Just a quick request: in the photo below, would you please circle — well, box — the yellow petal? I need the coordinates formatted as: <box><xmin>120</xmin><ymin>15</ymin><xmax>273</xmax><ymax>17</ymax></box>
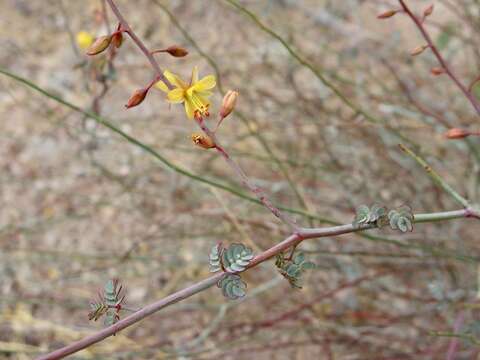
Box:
<box><xmin>167</xmin><ymin>88</ymin><xmax>185</xmax><ymax>103</ymax></box>
<box><xmin>193</xmin><ymin>75</ymin><xmax>216</xmax><ymax>92</ymax></box>
<box><xmin>154</xmin><ymin>80</ymin><xmax>169</xmax><ymax>93</ymax></box>
<box><xmin>193</xmin><ymin>93</ymin><xmax>210</xmax><ymax>108</ymax></box>
<box><xmin>184</xmin><ymin>99</ymin><xmax>195</xmax><ymax>119</ymax></box>
<box><xmin>164</xmin><ymin>70</ymin><xmax>187</xmax><ymax>89</ymax></box>
<box><xmin>196</xmin><ymin>90</ymin><xmax>213</xmax><ymax>98</ymax></box>
<box><xmin>191</xmin><ymin>66</ymin><xmax>199</xmax><ymax>85</ymax></box>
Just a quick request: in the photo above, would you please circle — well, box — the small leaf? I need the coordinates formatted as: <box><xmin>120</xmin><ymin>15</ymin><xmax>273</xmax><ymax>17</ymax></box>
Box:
<box><xmin>209</xmin><ymin>244</ymin><xmax>223</xmax><ymax>273</ymax></box>
<box><xmin>286</xmin><ymin>263</ymin><xmax>301</xmax><ymax>277</ymax></box>
<box><xmin>293</xmin><ymin>252</ymin><xmax>305</xmax><ymax>265</ymax></box>
<box><xmin>388</xmin><ymin>205</ymin><xmax>414</xmax><ymax>233</ymax></box>
<box><xmin>217</xmin><ymin>274</ymin><xmax>247</xmax><ymax>300</ymax></box>
<box><xmin>353</xmin><ymin>205</ymin><xmax>370</xmax><ymax>227</ymax></box>
<box><xmin>353</xmin><ymin>204</ymin><xmax>388</xmax><ymax>228</ymax></box>
<box><xmin>221</xmin><ymin>243</ymin><xmax>254</xmax><ymax>273</ymax></box>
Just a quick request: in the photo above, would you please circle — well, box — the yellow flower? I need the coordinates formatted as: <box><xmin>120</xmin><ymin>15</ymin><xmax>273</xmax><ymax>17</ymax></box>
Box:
<box><xmin>76</xmin><ymin>31</ymin><xmax>94</xmax><ymax>51</ymax></box>
<box><xmin>155</xmin><ymin>66</ymin><xmax>216</xmax><ymax>119</ymax></box>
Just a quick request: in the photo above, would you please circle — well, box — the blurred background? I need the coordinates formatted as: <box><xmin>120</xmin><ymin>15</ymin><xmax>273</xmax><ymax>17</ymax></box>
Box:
<box><xmin>1</xmin><ymin>0</ymin><xmax>480</xmax><ymax>358</ymax></box>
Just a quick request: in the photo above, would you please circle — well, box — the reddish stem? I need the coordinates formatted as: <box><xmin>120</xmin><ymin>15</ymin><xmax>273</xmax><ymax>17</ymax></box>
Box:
<box><xmin>196</xmin><ymin>115</ymin><xmax>299</xmax><ymax>230</ymax></box>
<box><xmin>105</xmin><ymin>0</ymin><xmax>298</xmax><ymax>230</ymax></box>
<box><xmin>104</xmin><ymin>0</ymin><xmax>172</xmax><ymax>89</ymax></box>
<box><xmin>398</xmin><ymin>0</ymin><xmax>480</xmax><ymax>116</ymax></box>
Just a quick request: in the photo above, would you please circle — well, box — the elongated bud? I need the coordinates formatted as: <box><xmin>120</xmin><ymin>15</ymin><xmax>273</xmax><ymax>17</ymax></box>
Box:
<box><xmin>86</xmin><ymin>35</ymin><xmax>112</xmax><ymax>56</ymax></box>
<box><xmin>111</xmin><ymin>32</ymin><xmax>123</xmax><ymax>49</ymax></box>
<box><xmin>410</xmin><ymin>45</ymin><xmax>429</xmax><ymax>56</ymax></box>
<box><xmin>431</xmin><ymin>67</ymin><xmax>445</xmax><ymax>76</ymax></box>
<box><xmin>191</xmin><ymin>133</ymin><xmax>215</xmax><ymax>149</ymax></box>
<box><xmin>377</xmin><ymin>9</ymin><xmax>398</xmax><ymax>19</ymax></box>
<box><xmin>220</xmin><ymin>90</ymin><xmax>239</xmax><ymax>119</ymax></box>
<box><xmin>423</xmin><ymin>4</ymin><xmax>434</xmax><ymax>17</ymax></box>
<box><xmin>125</xmin><ymin>88</ymin><xmax>148</xmax><ymax>109</ymax></box>
<box><xmin>445</xmin><ymin>128</ymin><xmax>470</xmax><ymax>139</ymax></box>
<box><xmin>153</xmin><ymin>45</ymin><xmax>188</xmax><ymax>58</ymax></box>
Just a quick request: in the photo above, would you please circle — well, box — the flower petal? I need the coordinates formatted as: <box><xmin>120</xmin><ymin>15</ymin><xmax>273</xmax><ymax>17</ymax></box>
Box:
<box><xmin>154</xmin><ymin>80</ymin><xmax>169</xmax><ymax>93</ymax></box>
<box><xmin>193</xmin><ymin>75</ymin><xmax>216</xmax><ymax>92</ymax></box>
<box><xmin>196</xmin><ymin>90</ymin><xmax>213</xmax><ymax>98</ymax></box>
<box><xmin>193</xmin><ymin>93</ymin><xmax>210</xmax><ymax>108</ymax></box>
<box><xmin>191</xmin><ymin>66</ymin><xmax>199</xmax><ymax>86</ymax></box>
<box><xmin>164</xmin><ymin>70</ymin><xmax>187</xmax><ymax>89</ymax></box>
<box><xmin>184</xmin><ymin>99</ymin><xmax>195</xmax><ymax>119</ymax></box>
<box><xmin>167</xmin><ymin>88</ymin><xmax>185</xmax><ymax>103</ymax></box>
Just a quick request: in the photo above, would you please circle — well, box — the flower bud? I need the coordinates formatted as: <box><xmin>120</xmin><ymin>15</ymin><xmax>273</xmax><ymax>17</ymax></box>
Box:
<box><xmin>410</xmin><ymin>45</ymin><xmax>429</xmax><ymax>56</ymax></box>
<box><xmin>423</xmin><ymin>4</ymin><xmax>434</xmax><ymax>17</ymax></box>
<box><xmin>445</xmin><ymin>128</ymin><xmax>470</xmax><ymax>139</ymax></box>
<box><xmin>86</xmin><ymin>35</ymin><xmax>112</xmax><ymax>56</ymax></box>
<box><xmin>431</xmin><ymin>67</ymin><xmax>445</xmax><ymax>76</ymax></box>
<box><xmin>220</xmin><ymin>90</ymin><xmax>239</xmax><ymax>119</ymax></box>
<box><xmin>153</xmin><ymin>46</ymin><xmax>188</xmax><ymax>58</ymax></box>
<box><xmin>125</xmin><ymin>88</ymin><xmax>148</xmax><ymax>109</ymax></box>
<box><xmin>191</xmin><ymin>133</ymin><xmax>215</xmax><ymax>149</ymax></box>
<box><xmin>377</xmin><ymin>10</ymin><xmax>398</xmax><ymax>19</ymax></box>
<box><xmin>111</xmin><ymin>32</ymin><xmax>123</xmax><ymax>49</ymax></box>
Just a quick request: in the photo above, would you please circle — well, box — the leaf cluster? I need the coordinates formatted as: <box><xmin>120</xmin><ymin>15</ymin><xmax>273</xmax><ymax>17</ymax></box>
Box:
<box><xmin>353</xmin><ymin>204</ymin><xmax>414</xmax><ymax>233</ymax></box>
<box><xmin>209</xmin><ymin>243</ymin><xmax>254</xmax><ymax>300</ymax></box>
<box><xmin>275</xmin><ymin>251</ymin><xmax>316</xmax><ymax>289</ymax></box>
<box><xmin>209</xmin><ymin>243</ymin><xmax>254</xmax><ymax>273</ymax></box>
<box><xmin>88</xmin><ymin>279</ymin><xmax>126</xmax><ymax>327</ymax></box>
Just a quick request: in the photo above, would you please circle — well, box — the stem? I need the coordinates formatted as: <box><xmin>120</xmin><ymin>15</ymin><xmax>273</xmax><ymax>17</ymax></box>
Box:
<box><xmin>104</xmin><ymin>0</ymin><xmax>299</xmax><ymax>230</ymax></box>
<box><xmin>104</xmin><ymin>0</ymin><xmax>172</xmax><ymax>89</ymax></box>
<box><xmin>35</xmin><ymin>273</ymin><xmax>225</xmax><ymax>360</ymax></box>
<box><xmin>398</xmin><ymin>144</ymin><xmax>470</xmax><ymax>208</ymax></box>
<box><xmin>413</xmin><ymin>209</ymin><xmax>474</xmax><ymax>223</ymax></box>
<box><xmin>398</xmin><ymin>0</ymin><xmax>480</xmax><ymax>116</ymax></box>
<box><xmin>36</xmin><ymin>207</ymin><xmax>477</xmax><ymax>359</ymax></box>
<box><xmin>197</xmin><ymin>116</ymin><xmax>299</xmax><ymax>230</ymax></box>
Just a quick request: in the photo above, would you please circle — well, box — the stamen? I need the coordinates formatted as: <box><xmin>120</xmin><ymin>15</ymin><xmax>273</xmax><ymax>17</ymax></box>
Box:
<box><xmin>189</xmin><ymin>92</ymin><xmax>209</xmax><ymax>115</ymax></box>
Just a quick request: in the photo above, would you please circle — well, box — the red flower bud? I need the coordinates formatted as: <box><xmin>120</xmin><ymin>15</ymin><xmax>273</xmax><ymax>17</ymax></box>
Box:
<box><xmin>152</xmin><ymin>46</ymin><xmax>189</xmax><ymax>58</ymax></box>
<box><xmin>445</xmin><ymin>128</ymin><xmax>470</xmax><ymax>139</ymax></box>
<box><xmin>431</xmin><ymin>67</ymin><xmax>445</xmax><ymax>76</ymax></box>
<box><xmin>111</xmin><ymin>32</ymin><xmax>123</xmax><ymax>49</ymax></box>
<box><xmin>125</xmin><ymin>88</ymin><xmax>149</xmax><ymax>109</ymax></box>
<box><xmin>377</xmin><ymin>9</ymin><xmax>398</xmax><ymax>19</ymax></box>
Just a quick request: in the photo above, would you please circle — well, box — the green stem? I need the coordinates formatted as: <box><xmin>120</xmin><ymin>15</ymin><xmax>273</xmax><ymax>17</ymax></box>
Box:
<box><xmin>414</xmin><ymin>210</ymin><xmax>472</xmax><ymax>223</ymax></box>
<box><xmin>399</xmin><ymin>144</ymin><xmax>470</xmax><ymax>208</ymax></box>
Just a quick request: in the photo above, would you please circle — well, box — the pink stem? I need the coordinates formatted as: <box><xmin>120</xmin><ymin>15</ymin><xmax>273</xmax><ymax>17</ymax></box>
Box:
<box><xmin>398</xmin><ymin>0</ymin><xmax>480</xmax><ymax>116</ymax></box>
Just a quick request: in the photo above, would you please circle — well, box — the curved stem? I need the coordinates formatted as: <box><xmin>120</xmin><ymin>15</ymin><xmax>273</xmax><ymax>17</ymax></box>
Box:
<box><xmin>104</xmin><ymin>0</ymin><xmax>300</xmax><ymax>229</ymax></box>
<box><xmin>36</xmin><ymin>207</ymin><xmax>477</xmax><ymax>359</ymax></box>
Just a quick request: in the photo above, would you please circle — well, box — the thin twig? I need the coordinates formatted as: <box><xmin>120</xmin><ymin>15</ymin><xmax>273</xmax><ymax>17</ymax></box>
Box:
<box><xmin>36</xmin><ymin>208</ymin><xmax>477</xmax><ymax>359</ymax></box>
<box><xmin>398</xmin><ymin>0</ymin><xmax>480</xmax><ymax>116</ymax></box>
<box><xmin>104</xmin><ymin>0</ymin><xmax>300</xmax><ymax>230</ymax></box>
<box><xmin>197</xmin><ymin>116</ymin><xmax>299</xmax><ymax>230</ymax></box>
<box><xmin>398</xmin><ymin>144</ymin><xmax>471</xmax><ymax>208</ymax></box>
<box><xmin>104</xmin><ymin>0</ymin><xmax>170</xmax><ymax>87</ymax></box>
